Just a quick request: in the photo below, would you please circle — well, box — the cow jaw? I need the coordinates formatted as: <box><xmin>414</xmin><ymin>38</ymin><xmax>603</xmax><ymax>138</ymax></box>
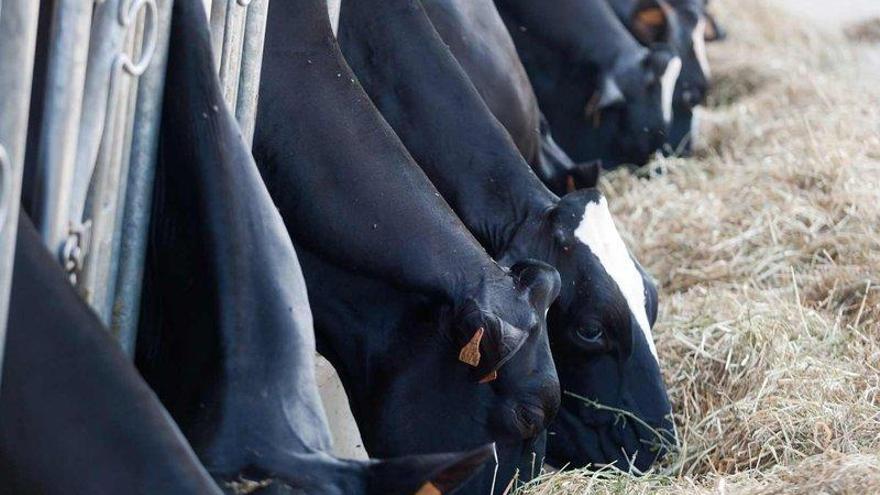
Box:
<box><xmin>660</xmin><ymin>56</ymin><xmax>683</xmax><ymax>124</ymax></box>
<box><xmin>692</xmin><ymin>18</ymin><xmax>712</xmax><ymax>79</ymax></box>
<box><xmin>573</xmin><ymin>197</ymin><xmax>658</xmax><ymax>361</ymax></box>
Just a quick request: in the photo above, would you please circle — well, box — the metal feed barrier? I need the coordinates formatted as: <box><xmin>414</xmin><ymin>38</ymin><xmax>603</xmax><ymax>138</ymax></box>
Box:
<box><xmin>0</xmin><ymin>0</ymin><xmax>42</xmax><ymax>389</ymax></box>
<box><xmin>0</xmin><ymin>0</ymin><xmax>271</xmax><ymax>387</ymax></box>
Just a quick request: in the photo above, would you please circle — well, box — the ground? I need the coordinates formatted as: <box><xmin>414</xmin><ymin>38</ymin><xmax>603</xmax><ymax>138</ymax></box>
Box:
<box><xmin>521</xmin><ymin>1</ymin><xmax>880</xmax><ymax>493</ymax></box>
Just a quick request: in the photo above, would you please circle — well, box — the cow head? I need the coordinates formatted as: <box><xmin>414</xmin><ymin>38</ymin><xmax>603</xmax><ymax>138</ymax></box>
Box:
<box><xmin>587</xmin><ymin>43</ymin><xmax>681</xmax><ymax>166</ymax></box>
<box><xmin>501</xmin><ymin>189</ymin><xmax>674</xmax><ymax>471</ymax></box>
<box><xmin>623</xmin><ymin>0</ymin><xmax>712</xmax><ymax>153</ymax></box>
<box><xmin>314</xmin><ymin>258</ymin><xmax>562</xmax><ymax>493</ymax></box>
<box><xmin>625</xmin><ymin>0</ymin><xmax>709</xmax><ymax>110</ymax></box>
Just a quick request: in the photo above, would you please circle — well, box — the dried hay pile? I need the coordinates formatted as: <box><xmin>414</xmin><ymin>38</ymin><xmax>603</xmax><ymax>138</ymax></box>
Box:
<box><xmin>523</xmin><ymin>0</ymin><xmax>880</xmax><ymax>493</ymax></box>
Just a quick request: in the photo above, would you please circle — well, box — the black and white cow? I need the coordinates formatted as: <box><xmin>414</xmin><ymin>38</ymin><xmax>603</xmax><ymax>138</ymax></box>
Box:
<box><xmin>337</xmin><ymin>0</ymin><xmax>674</xmax><ymax>472</ymax></box>
<box><xmin>419</xmin><ymin>0</ymin><xmax>599</xmax><ymax>196</ymax></box>
<box><xmin>134</xmin><ymin>2</ymin><xmax>494</xmax><ymax>494</ymax></box>
<box><xmin>494</xmin><ymin>0</ymin><xmax>682</xmax><ymax>168</ymax></box>
<box><xmin>254</xmin><ymin>0</ymin><xmax>562</xmax><ymax>493</ymax></box>
<box><xmin>0</xmin><ymin>215</ymin><xmax>224</xmax><ymax>495</ymax></box>
<box><xmin>607</xmin><ymin>0</ymin><xmax>712</xmax><ymax>153</ymax></box>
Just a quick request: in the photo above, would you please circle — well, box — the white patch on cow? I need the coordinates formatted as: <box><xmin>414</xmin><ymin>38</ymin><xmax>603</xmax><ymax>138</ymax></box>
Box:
<box><xmin>660</xmin><ymin>56</ymin><xmax>682</xmax><ymax>124</ymax></box>
<box><xmin>315</xmin><ymin>354</ymin><xmax>368</xmax><ymax>460</ymax></box>
<box><xmin>573</xmin><ymin>197</ymin><xmax>658</xmax><ymax>361</ymax></box>
<box><xmin>327</xmin><ymin>0</ymin><xmax>341</xmax><ymax>37</ymax></box>
<box><xmin>693</xmin><ymin>18</ymin><xmax>712</xmax><ymax>79</ymax></box>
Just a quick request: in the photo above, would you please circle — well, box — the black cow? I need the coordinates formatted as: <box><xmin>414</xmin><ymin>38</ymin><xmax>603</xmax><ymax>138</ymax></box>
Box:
<box><xmin>419</xmin><ymin>0</ymin><xmax>599</xmax><ymax>196</ymax></box>
<box><xmin>494</xmin><ymin>0</ymin><xmax>682</xmax><ymax>168</ymax></box>
<box><xmin>254</xmin><ymin>0</ymin><xmax>562</xmax><ymax>493</ymax></box>
<box><xmin>338</xmin><ymin>0</ymin><xmax>674</xmax><ymax>472</ymax></box>
<box><xmin>0</xmin><ymin>215</ymin><xmax>223</xmax><ymax>495</ymax></box>
<box><xmin>135</xmin><ymin>2</ymin><xmax>493</xmax><ymax>494</ymax></box>
<box><xmin>607</xmin><ymin>0</ymin><xmax>712</xmax><ymax>154</ymax></box>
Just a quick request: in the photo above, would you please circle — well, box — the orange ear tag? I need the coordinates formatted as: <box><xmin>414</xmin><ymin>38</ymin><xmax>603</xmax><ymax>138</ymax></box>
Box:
<box><xmin>415</xmin><ymin>481</ymin><xmax>442</xmax><ymax>495</ymax></box>
<box><xmin>458</xmin><ymin>327</ymin><xmax>484</xmax><ymax>367</ymax></box>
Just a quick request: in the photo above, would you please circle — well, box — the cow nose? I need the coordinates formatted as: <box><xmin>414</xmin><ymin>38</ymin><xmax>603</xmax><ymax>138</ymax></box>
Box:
<box><xmin>513</xmin><ymin>403</ymin><xmax>547</xmax><ymax>440</ymax></box>
<box><xmin>496</xmin><ymin>378</ymin><xmax>559</xmax><ymax>441</ymax></box>
<box><xmin>681</xmin><ymin>84</ymin><xmax>707</xmax><ymax>109</ymax></box>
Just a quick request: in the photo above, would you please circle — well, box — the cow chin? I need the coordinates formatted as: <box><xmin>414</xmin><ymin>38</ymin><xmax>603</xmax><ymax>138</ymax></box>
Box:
<box><xmin>546</xmin><ymin>353</ymin><xmax>675</xmax><ymax>472</ymax></box>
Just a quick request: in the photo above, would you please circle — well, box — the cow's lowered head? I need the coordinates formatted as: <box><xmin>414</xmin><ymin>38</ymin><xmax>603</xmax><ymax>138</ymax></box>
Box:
<box><xmin>326</xmin><ymin>258</ymin><xmax>562</xmax><ymax>493</ymax></box>
<box><xmin>628</xmin><ymin>0</ymin><xmax>710</xmax><ymax>112</ymax></box>
<box><xmin>499</xmin><ymin>188</ymin><xmax>675</xmax><ymax>471</ymax></box>
<box><xmin>622</xmin><ymin>0</ymin><xmax>714</xmax><ymax>152</ymax></box>
<box><xmin>587</xmin><ymin>42</ymin><xmax>681</xmax><ymax>167</ymax></box>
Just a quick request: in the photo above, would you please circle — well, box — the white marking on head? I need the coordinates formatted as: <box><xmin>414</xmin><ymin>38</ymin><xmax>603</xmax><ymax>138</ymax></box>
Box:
<box><xmin>573</xmin><ymin>197</ymin><xmax>658</xmax><ymax>361</ymax></box>
<box><xmin>660</xmin><ymin>56</ymin><xmax>683</xmax><ymax>124</ymax></box>
<box><xmin>327</xmin><ymin>0</ymin><xmax>341</xmax><ymax>37</ymax></box>
<box><xmin>693</xmin><ymin>18</ymin><xmax>712</xmax><ymax>79</ymax></box>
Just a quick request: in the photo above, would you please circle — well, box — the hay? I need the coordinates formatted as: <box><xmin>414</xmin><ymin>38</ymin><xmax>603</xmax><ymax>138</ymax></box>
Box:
<box><xmin>523</xmin><ymin>0</ymin><xmax>880</xmax><ymax>493</ymax></box>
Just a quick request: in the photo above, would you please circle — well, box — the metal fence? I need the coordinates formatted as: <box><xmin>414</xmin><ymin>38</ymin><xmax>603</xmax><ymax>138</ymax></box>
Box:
<box><xmin>0</xmin><ymin>0</ymin><xmax>270</xmax><ymax>385</ymax></box>
<box><xmin>0</xmin><ymin>0</ymin><xmax>42</xmax><ymax>389</ymax></box>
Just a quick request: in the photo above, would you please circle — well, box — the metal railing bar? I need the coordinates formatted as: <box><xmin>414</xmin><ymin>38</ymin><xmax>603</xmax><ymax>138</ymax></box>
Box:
<box><xmin>80</xmin><ymin>4</ymin><xmax>143</xmax><ymax>315</ymax></box>
<box><xmin>110</xmin><ymin>0</ymin><xmax>173</xmax><ymax>356</ymax></box>
<box><xmin>31</xmin><ymin>0</ymin><xmax>94</xmax><ymax>259</ymax></box>
<box><xmin>215</xmin><ymin>0</ymin><xmax>248</xmax><ymax>111</ymax></box>
<box><xmin>101</xmin><ymin>10</ymin><xmax>146</xmax><ymax>323</ymax></box>
<box><xmin>0</xmin><ymin>0</ymin><xmax>42</xmax><ymax>391</ymax></box>
<box><xmin>234</xmin><ymin>0</ymin><xmax>268</xmax><ymax>147</ymax></box>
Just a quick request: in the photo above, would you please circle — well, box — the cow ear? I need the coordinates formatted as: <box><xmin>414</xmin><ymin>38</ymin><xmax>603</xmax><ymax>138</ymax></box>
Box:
<box><xmin>511</xmin><ymin>260</ymin><xmax>561</xmax><ymax>315</ymax></box>
<box><xmin>453</xmin><ymin>299</ymin><xmax>529</xmax><ymax>379</ymax></box>
<box><xmin>588</xmin><ymin>75</ymin><xmax>626</xmax><ymax>114</ymax></box>
<box><xmin>365</xmin><ymin>444</ymin><xmax>495</xmax><ymax>495</ymax></box>
<box><xmin>586</xmin><ymin>75</ymin><xmax>624</xmax><ymax>119</ymax></box>
<box><xmin>703</xmin><ymin>11</ymin><xmax>726</xmax><ymax>42</ymax></box>
<box><xmin>631</xmin><ymin>0</ymin><xmax>672</xmax><ymax>45</ymax></box>
<box><xmin>566</xmin><ymin>160</ymin><xmax>602</xmax><ymax>192</ymax></box>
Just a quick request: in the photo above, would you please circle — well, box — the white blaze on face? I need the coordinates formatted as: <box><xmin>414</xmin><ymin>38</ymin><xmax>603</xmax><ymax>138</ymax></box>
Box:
<box><xmin>693</xmin><ymin>18</ymin><xmax>712</xmax><ymax>79</ymax></box>
<box><xmin>327</xmin><ymin>0</ymin><xmax>342</xmax><ymax>36</ymax></box>
<box><xmin>660</xmin><ymin>56</ymin><xmax>683</xmax><ymax>124</ymax></box>
<box><xmin>574</xmin><ymin>197</ymin><xmax>658</xmax><ymax>361</ymax></box>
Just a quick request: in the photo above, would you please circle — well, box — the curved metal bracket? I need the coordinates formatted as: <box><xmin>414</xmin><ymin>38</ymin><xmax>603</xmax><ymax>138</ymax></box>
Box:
<box><xmin>119</xmin><ymin>0</ymin><xmax>158</xmax><ymax>76</ymax></box>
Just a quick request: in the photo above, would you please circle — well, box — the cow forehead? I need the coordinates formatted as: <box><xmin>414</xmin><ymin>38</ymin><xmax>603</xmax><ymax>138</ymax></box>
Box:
<box><xmin>661</xmin><ymin>56</ymin><xmax>683</xmax><ymax>124</ymax></box>
<box><xmin>692</xmin><ymin>18</ymin><xmax>712</xmax><ymax>79</ymax></box>
<box><xmin>572</xmin><ymin>197</ymin><xmax>658</xmax><ymax>361</ymax></box>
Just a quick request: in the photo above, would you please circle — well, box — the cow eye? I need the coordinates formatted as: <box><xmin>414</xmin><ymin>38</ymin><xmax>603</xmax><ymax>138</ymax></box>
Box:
<box><xmin>574</xmin><ymin>327</ymin><xmax>606</xmax><ymax>351</ymax></box>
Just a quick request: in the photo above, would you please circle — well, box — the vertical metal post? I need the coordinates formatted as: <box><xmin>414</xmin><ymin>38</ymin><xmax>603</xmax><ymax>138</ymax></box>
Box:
<box><xmin>208</xmin><ymin>0</ymin><xmax>268</xmax><ymax>146</ymax></box>
<box><xmin>79</xmin><ymin>0</ymin><xmax>159</xmax><ymax>320</ymax></box>
<box><xmin>235</xmin><ymin>0</ymin><xmax>268</xmax><ymax>147</ymax></box>
<box><xmin>31</xmin><ymin>0</ymin><xmax>93</xmax><ymax>259</ymax></box>
<box><xmin>110</xmin><ymin>0</ymin><xmax>173</xmax><ymax>355</ymax></box>
<box><xmin>0</xmin><ymin>0</ymin><xmax>41</xmax><ymax>388</ymax></box>
<box><xmin>214</xmin><ymin>0</ymin><xmax>249</xmax><ymax>112</ymax></box>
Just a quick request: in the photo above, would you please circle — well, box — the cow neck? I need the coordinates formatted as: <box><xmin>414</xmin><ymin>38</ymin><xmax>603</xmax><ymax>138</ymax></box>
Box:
<box><xmin>295</xmin><ymin>247</ymin><xmax>419</xmax><ymax>407</ymax></box>
<box><xmin>258</xmin><ymin>0</ymin><xmax>507</xmax><ymax>306</ymax></box>
<box><xmin>420</xmin><ymin>0</ymin><xmax>544</xmax><ymax>164</ymax></box>
<box><xmin>338</xmin><ymin>0</ymin><xmax>556</xmax><ymax>260</ymax></box>
<box><xmin>138</xmin><ymin>0</ymin><xmax>339</xmax><ymax>478</ymax></box>
<box><xmin>3</xmin><ymin>218</ymin><xmax>222</xmax><ymax>495</ymax></box>
<box><xmin>498</xmin><ymin>0</ymin><xmax>643</xmax><ymax>71</ymax></box>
